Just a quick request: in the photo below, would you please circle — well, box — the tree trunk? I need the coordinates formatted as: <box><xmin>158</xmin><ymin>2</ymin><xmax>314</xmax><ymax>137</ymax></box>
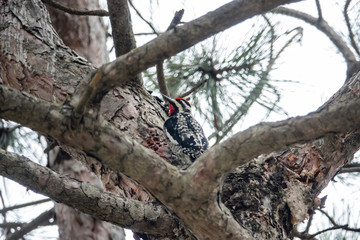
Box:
<box><xmin>40</xmin><ymin>0</ymin><xmax>124</xmax><ymax>239</ymax></box>
<box><xmin>1</xmin><ymin>0</ymin><xmax>360</xmax><ymax>239</ymax></box>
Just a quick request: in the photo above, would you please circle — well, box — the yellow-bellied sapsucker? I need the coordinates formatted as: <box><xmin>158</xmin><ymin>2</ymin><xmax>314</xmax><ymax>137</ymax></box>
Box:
<box><xmin>163</xmin><ymin>95</ymin><xmax>209</xmax><ymax>162</ymax></box>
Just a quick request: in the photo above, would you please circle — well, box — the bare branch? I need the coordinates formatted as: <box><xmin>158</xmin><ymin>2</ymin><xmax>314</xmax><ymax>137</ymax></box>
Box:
<box><xmin>294</xmin><ymin>208</ymin><xmax>360</xmax><ymax>239</ymax></box>
<box><xmin>156</xmin><ymin>61</ymin><xmax>169</xmax><ymax>97</ymax></box>
<box><xmin>0</xmin><ymin>222</ymin><xmax>24</xmax><ymax>229</ymax></box>
<box><xmin>178</xmin><ymin>78</ymin><xmax>208</xmax><ymax>98</ymax></box>
<box><xmin>166</xmin><ymin>9</ymin><xmax>185</xmax><ymax>31</ymax></box>
<box><xmin>307</xmin><ymin>225</ymin><xmax>349</xmax><ymax>239</ymax></box>
<box><xmin>274</xmin><ymin>7</ymin><xmax>357</xmax><ymax>73</ymax></box>
<box><xmin>187</xmin><ymin>71</ymin><xmax>360</xmax><ymax>195</ymax></box>
<box><xmin>107</xmin><ymin>0</ymin><xmax>137</xmax><ymax>57</ymax></box>
<box><xmin>2</xmin><ymin>66</ymin><xmax>360</xmax><ymax>238</ymax></box>
<box><xmin>41</xmin><ymin>0</ymin><xmax>109</xmax><ymax>16</ymax></box>
<box><xmin>344</xmin><ymin>0</ymin><xmax>360</xmax><ymax>57</ymax></box>
<box><xmin>0</xmin><ymin>199</ymin><xmax>51</xmax><ymax>215</ymax></box>
<box><xmin>304</xmin><ymin>214</ymin><xmax>313</xmax><ymax>233</ymax></box>
<box><xmin>339</xmin><ymin>166</ymin><xmax>360</xmax><ymax>173</ymax></box>
<box><xmin>337</xmin><ymin>162</ymin><xmax>360</xmax><ymax>174</ymax></box>
<box><xmin>312</xmin><ymin>209</ymin><xmax>360</xmax><ymax>236</ymax></box>
<box><xmin>134</xmin><ymin>32</ymin><xmax>158</xmax><ymax>36</ymax></box>
<box><xmin>128</xmin><ymin>0</ymin><xmax>159</xmax><ymax>36</ymax></box>
<box><xmin>315</xmin><ymin>0</ymin><xmax>322</xmax><ymax>20</ymax></box>
<box><xmin>317</xmin><ymin>209</ymin><xmax>338</xmax><ymax>226</ymax></box>
<box><xmin>6</xmin><ymin>208</ymin><xmax>55</xmax><ymax>240</ymax></box>
<box><xmin>157</xmin><ymin>9</ymin><xmax>185</xmax><ymax>98</ymax></box>
<box><xmin>0</xmin><ymin>149</ymin><xmax>177</xmax><ymax>236</ymax></box>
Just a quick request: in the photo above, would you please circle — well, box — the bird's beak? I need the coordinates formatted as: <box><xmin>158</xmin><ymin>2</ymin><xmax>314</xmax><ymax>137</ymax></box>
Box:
<box><xmin>162</xmin><ymin>94</ymin><xmax>174</xmax><ymax>104</ymax></box>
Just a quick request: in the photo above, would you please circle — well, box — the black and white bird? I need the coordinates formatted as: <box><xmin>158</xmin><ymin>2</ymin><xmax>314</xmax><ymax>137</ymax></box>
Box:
<box><xmin>162</xmin><ymin>95</ymin><xmax>209</xmax><ymax>162</ymax></box>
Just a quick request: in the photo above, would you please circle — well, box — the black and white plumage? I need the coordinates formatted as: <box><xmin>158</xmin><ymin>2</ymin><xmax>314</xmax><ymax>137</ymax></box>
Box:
<box><xmin>163</xmin><ymin>95</ymin><xmax>209</xmax><ymax>162</ymax></box>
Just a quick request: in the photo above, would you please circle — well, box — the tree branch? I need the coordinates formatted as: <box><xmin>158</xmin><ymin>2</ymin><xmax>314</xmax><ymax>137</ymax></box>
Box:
<box><xmin>178</xmin><ymin>78</ymin><xmax>208</xmax><ymax>98</ymax></box>
<box><xmin>187</xmin><ymin>71</ymin><xmax>360</xmax><ymax>195</ymax></box>
<box><xmin>0</xmin><ymin>149</ymin><xmax>177</xmax><ymax>236</ymax></box>
<box><xmin>128</xmin><ymin>0</ymin><xmax>159</xmax><ymax>36</ymax></box>
<box><xmin>106</xmin><ymin>0</ymin><xmax>142</xmax><ymax>91</ymax></box>
<box><xmin>69</xmin><ymin>0</ymin><xmax>302</xmax><ymax>117</ymax></box>
<box><xmin>2</xmin><ymin>65</ymin><xmax>360</xmax><ymax>237</ymax></box>
<box><xmin>7</xmin><ymin>0</ymin><xmax>360</xmax><ymax>238</ymax></box>
<box><xmin>107</xmin><ymin>0</ymin><xmax>137</xmax><ymax>58</ymax></box>
<box><xmin>41</xmin><ymin>0</ymin><xmax>109</xmax><ymax>16</ymax></box>
<box><xmin>344</xmin><ymin>0</ymin><xmax>360</xmax><ymax>57</ymax></box>
<box><xmin>315</xmin><ymin>0</ymin><xmax>322</xmax><ymax>20</ymax></box>
<box><xmin>274</xmin><ymin>6</ymin><xmax>357</xmax><ymax>73</ymax></box>
<box><xmin>315</xmin><ymin>209</ymin><xmax>360</xmax><ymax>234</ymax></box>
<box><xmin>157</xmin><ymin>9</ymin><xmax>184</xmax><ymax>98</ymax></box>
<box><xmin>0</xmin><ymin>199</ymin><xmax>51</xmax><ymax>215</ymax></box>
<box><xmin>339</xmin><ymin>164</ymin><xmax>360</xmax><ymax>174</ymax></box>
<box><xmin>6</xmin><ymin>208</ymin><xmax>55</xmax><ymax>240</ymax></box>
<box><xmin>0</xmin><ymin>222</ymin><xmax>24</xmax><ymax>229</ymax></box>
<box><xmin>156</xmin><ymin>61</ymin><xmax>169</xmax><ymax>97</ymax></box>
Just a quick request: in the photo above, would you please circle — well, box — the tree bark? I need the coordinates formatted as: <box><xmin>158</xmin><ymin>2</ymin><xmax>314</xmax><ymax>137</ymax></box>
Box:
<box><xmin>1</xmin><ymin>0</ymin><xmax>360</xmax><ymax>239</ymax></box>
<box><xmin>45</xmin><ymin>1</ymin><xmax>123</xmax><ymax>239</ymax></box>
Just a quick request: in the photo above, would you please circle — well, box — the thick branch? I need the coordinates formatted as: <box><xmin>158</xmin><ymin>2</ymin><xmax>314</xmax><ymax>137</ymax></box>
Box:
<box><xmin>186</xmin><ymin>71</ymin><xmax>360</xmax><ymax>194</ymax></box>
<box><xmin>2</xmin><ymin>71</ymin><xmax>360</xmax><ymax>237</ymax></box>
<box><xmin>274</xmin><ymin>7</ymin><xmax>357</xmax><ymax>72</ymax></box>
<box><xmin>0</xmin><ymin>149</ymin><xmax>176</xmax><ymax>235</ymax></box>
<box><xmin>107</xmin><ymin>0</ymin><xmax>137</xmax><ymax>57</ymax></box>
<box><xmin>69</xmin><ymin>0</ymin><xmax>302</xmax><ymax>115</ymax></box>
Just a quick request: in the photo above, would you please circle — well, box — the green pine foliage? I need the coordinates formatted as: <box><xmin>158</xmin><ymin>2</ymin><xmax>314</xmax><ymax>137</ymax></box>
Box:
<box><xmin>145</xmin><ymin>17</ymin><xmax>301</xmax><ymax>143</ymax></box>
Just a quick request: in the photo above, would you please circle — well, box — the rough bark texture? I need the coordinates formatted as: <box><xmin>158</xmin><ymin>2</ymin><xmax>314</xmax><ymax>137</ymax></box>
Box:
<box><xmin>46</xmin><ymin>0</ymin><xmax>108</xmax><ymax>68</ymax></box>
<box><xmin>1</xmin><ymin>0</ymin><xmax>360</xmax><ymax>239</ymax></box>
<box><xmin>45</xmin><ymin>0</ymin><xmax>124</xmax><ymax>239</ymax></box>
<box><xmin>0</xmin><ymin>149</ymin><xmax>177</xmax><ymax>235</ymax></box>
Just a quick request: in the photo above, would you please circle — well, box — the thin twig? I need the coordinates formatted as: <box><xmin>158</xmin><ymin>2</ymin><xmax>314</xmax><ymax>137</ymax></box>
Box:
<box><xmin>41</xmin><ymin>0</ymin><xmax>109</xmax><ymax>16</ymax></box>
<box><xmin>208</xmin><ymin>23</ymin><xmax>302</xmax><ymax>143</ymax></box>
<box><xmin>274</xmin><ymin>7</ymin><xmax>357</xmax><ymax>74</ymax></box>
<box><xmin>0</xmin><ymin>191</ymin><xmax>6</xmax><ymax>222</ymax></box>
<box><xmin>156</xmin><ymin>62</ymin><xmax>169</xmax><ymax>97</ymax></box>
<box><xmin>0</xmin><ymin>198</ymin><xmax>51</xmax><ymax>215</ymax></box>
<box><xmin>304</xmin><ymin>214</ymin><xmax>313</xmax><ymax>233</ymax></box>
<box><xmin>344</xmin><ymin>0</ymin><xmax>360</xmax><ymax>56</ymax></box>
<box><xmin>157</xmin><ymin>9</ymin><xmax>185</xmax><ymax>98</ymax></box>
<box><xmin>6</xmin><ymin>208</ymin><xmax>55</xmax><ymax>240</ymax></box>
<box><xmin>128</xmin><ymin>0</ymin><xmax>160</xmax><ymax>36</ymax></box>
<box><xmin>134</xmin><ymin>32</ymin><xmax>158</xmax><ymax>36</ymax></box>
<box><xmin>317</xmin><ymin>208</ymin><xmax>360</xmax><ymax>232</ymax></box>
<box><xmin>179</xmin><ymin>78</ymin><xmax>208</xmax><ymax>98</ymax></box>
<box><xmin>317</xmin><ymin>208</ymin><xmax>338</xmax><ymax>225</ymax></box>
<box><xmin>315</xmin><ymin>0</ymin><xmax>323</xmax><ymax>20</ymax></box>
<box><xmin>307</xmin><ymin>225</ymin><xmax>349</xmax><ymax>239</ymax></box>
<box><xmin>315</xmin><ymin>209</ymin><xmax>360</xmax><ymax>234</ymax></box>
